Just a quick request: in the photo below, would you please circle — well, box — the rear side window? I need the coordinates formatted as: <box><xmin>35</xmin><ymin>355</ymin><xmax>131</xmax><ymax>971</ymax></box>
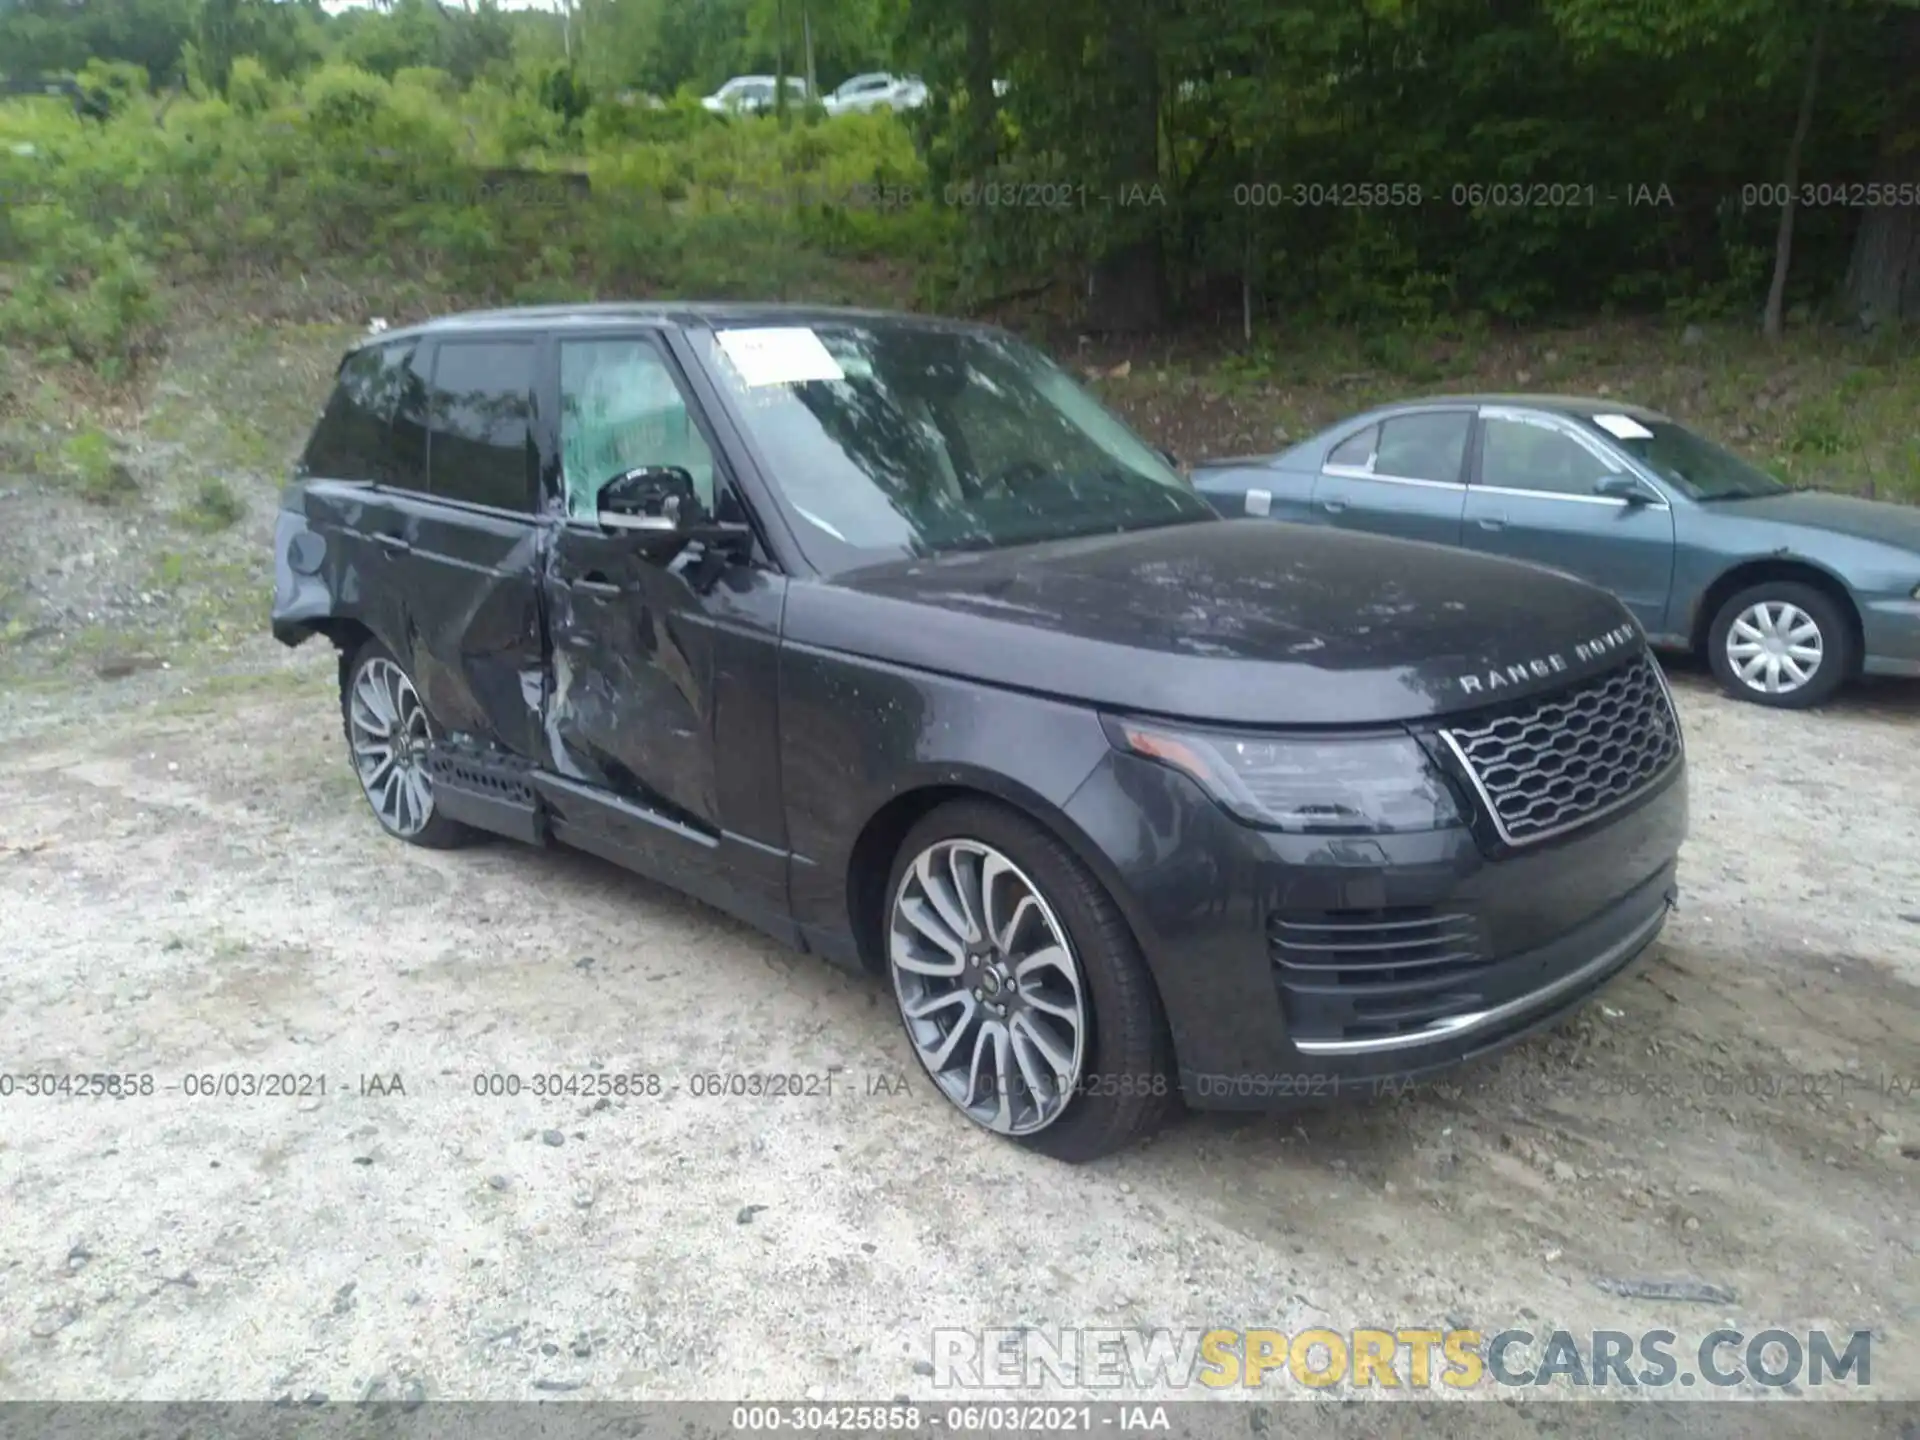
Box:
<box><xmin>1327</xmin><ymin>424</ymin><xmax>1377</xmax><ymax>468</ymax></box>
<box><xmin>303</xmin><ymin>341</ymin><xmax>415</xmax><ymax>482</ymax></box>
<box><xmin>1373</xmin><ymin>411</ymin><xmax>1470</xmax><ymax>483</ymax></box>
<box><xmin>425</xmin><ymin>340</ymin><xmax>537</xmax><ymax>511</ymax></box>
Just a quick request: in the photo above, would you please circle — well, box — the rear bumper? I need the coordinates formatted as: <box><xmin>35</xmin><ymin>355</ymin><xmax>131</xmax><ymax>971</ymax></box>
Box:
<box><xmin>1061</xmin><ymin>748</ymin><xmax>1687</xmax><ymax>1111</ymax></box>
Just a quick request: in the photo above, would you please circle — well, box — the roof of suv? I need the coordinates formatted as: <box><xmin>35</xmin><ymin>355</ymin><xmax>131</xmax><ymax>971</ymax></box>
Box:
<box><xmin>354</xmin><ymin>302</ymin><xmax>989</xmax><ymax>352</ymax></box>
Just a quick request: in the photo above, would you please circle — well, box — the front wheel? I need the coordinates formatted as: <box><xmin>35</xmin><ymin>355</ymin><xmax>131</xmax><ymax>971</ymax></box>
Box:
<box><xmin>884</xmin><ymin>799</ymin><xmax>1178</xmax><ymax>1162</ymax></box>
<box><xmin>1706</xmin><ymin>582</ymin><xmax>1854</xmax><ymax>709</ymax></box>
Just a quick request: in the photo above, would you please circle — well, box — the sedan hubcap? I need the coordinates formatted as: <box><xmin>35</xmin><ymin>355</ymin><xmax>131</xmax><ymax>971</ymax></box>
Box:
<box><xmin>348</xmin><ymin>657</ymin><xmax>435</xmax><ymax>837</ymax></box>
<box><xmin>1726</xmin><ymin>601</ymin><xmax>1823</xmax><ymax>695</ymax></box>
<box><xmin>888</xmin><ymin>839</ymin><xmax>1086</xmax><ymax>1136</ymax></box>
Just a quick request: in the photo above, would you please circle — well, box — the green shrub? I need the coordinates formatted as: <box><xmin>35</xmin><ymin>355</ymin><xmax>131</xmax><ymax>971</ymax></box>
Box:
<box><xmin>0</xmin><ymin>208</ymin><xmax>161</xmax><ymax>375</ymax></box>
<box><xmin>75</xmin><ymin>60</ymin><xmax>151</xmax><ymax>118</ymax></box>
<box><xmin>44</xmin><ymin>428</ymin><xmax>139</xmax><ymax>504</ymax></box>
<box><xmin>393</xmin><ymin>67</ymin><xmax>460</xmax><ymax>103</ymax></box>
<box><xmin>303</xmin><ymin>63</ymin><xmax>391</xmax><ymax>135</ymax></box>
<box><xmin>0</xmin><ymin>66</ymin><xmax>930</xmax><ymax>377</ymax></box>
<box><xmin>181</xmin><ymin>475</ymin><xmax>247</xmax><ymax>531</ymax></box>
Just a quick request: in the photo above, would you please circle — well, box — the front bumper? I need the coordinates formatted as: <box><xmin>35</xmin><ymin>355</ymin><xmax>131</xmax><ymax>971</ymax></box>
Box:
<box><xmin>1061</xmin><ymin>747</ymin><xmax>1687</xmax><ymax>1110</ymax></box>
<box><xmin>1861</xmin><ymin>593</ymin><xmax>1920</xmax><ymax>677</ymax></box>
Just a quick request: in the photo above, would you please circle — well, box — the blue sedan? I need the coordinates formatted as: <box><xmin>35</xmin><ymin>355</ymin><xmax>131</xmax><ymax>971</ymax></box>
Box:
<box><xmin>1190</xmin><ymin>395</ymin><xmax>1920</xmax><ymax>708</ymax></box>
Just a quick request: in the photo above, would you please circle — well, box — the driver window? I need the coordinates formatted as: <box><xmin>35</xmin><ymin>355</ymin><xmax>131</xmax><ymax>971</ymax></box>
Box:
<box><xmin>559</xmin><ymin>339</ymin><xmax>716</xmax><ymax>519</ymax></box>
<box><xmin>1479</xmin><ymin>415</ymin><xmax>1613</xmax><ymax>496</ymax></box>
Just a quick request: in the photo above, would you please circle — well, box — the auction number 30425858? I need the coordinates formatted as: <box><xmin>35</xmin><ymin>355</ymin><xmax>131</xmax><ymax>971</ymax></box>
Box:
<box><xmin>729</xmin><ymin>1406</ymin><xmax>1126</xmax><ymax>1432</ymax></box>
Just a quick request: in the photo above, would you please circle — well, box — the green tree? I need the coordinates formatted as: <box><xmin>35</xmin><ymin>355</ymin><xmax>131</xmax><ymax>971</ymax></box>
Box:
<box><xmin>0</xmin><ymin>0</ymin><xmax>197</xmax><ymax>86</ymax></box>
<box><xmin>1842</xmin><ymin>5</ymin><xmax>1920</xmax><ymax>325</ymax></box>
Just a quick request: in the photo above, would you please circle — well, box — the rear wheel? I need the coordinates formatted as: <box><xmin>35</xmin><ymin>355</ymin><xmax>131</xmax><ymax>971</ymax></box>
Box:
<box><xmin>1706</xmin><ymin>582</ymin><xmax>1853</xmax><ymax>709</ymax></box>
<box><xmin>884</xmin><ymin>799</ymin><xmax>1178</xmax><ymax>1162</ymax></box>
<box><xmin>338</xmin><ymin>638</ymin><xmax>474</xmax><ymax>849</ymax></box>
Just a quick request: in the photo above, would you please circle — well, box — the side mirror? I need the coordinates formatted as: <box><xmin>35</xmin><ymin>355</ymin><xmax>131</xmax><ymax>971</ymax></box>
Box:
<box><xmin>597</xmin><ymin>466</ymin><xmax>704</xmax><ymax>533</ymax></box>
<box><xmin>1594</xmin><ymin>473</ymin><xmax>1654</xmax><ymax>505</ymax></box>
<box><xmin>594</xmin><ymin>466</ymin><xmax>756</xmax><ymax>566</ymax></box>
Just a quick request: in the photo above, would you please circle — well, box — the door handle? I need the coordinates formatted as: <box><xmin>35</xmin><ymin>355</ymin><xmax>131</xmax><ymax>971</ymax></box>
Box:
<box><xmin>374</xmin><ymin>532</ymin><xmax>411</xmax><ymax>555</ymax></box>
<box><xmin>1477</xmin><ymin>515</ymin><xmax>1507</xmax><ymax>531</ymax></box>
<box><xmin>1319</xmin><ymin>499</ymin><xmax>1347</xmax><ymax>515</ymax></box>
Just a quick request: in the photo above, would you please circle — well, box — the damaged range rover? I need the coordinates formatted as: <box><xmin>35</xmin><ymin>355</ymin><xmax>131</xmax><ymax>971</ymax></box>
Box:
<box><xmin>273</xmin><ymin>304</ymin><xmax>1688</xmax><ymax>1162</ymax></box>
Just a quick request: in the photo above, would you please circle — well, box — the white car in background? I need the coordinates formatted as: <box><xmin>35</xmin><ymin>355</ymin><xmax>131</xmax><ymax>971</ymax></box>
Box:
<box><xmin>701</xmin><ymin>75</ymin><xmax>810</xmax><ymax>115</ymax></box>
<box><xmin>822</xmin><ymin>72</ymin><xmax>928</xmax><ymax>115</ymax></box>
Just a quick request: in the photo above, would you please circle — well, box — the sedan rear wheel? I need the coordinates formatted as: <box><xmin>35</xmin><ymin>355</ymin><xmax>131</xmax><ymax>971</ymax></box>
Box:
<box><xmin>1706</xmin><ymin>582</ymin><xmax>1852</xmax><ymax>710</ymax></box>
<box><xmin>885</xmin><ymin>799</ymin><xmax>1177</xmax><ymax>1161</ymax></box>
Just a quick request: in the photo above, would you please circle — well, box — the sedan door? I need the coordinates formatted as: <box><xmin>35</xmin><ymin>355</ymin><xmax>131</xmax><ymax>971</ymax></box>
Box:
<box><xmin>1461</xmin><ymin>407</ymin><xmax>1677</xmax><ymax>632</ymax></box>
<box><xmin>1309</xmin><ymin>409</ymin><xmax>1473</xmax><ymax>547</ymax></box>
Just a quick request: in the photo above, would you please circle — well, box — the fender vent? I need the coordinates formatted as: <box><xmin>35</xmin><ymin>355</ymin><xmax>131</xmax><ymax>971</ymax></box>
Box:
<box><xmin>1270</xmin><ymin>907</ymin><xmax>1491</xmax><ymax>1042</ymax></box>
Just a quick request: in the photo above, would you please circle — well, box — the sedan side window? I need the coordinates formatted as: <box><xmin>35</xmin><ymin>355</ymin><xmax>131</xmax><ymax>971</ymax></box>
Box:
<box><xmin>1479</xmin><ymin>415</ymin><xmax>1615</xmax><ymax>496</ymax></box>
<box><xmin>1373</xmin><ymin>412</ymin><xmax>1470</xmax><ymax>483</ymax></box>
<box><xmin>1327</xmin><ymin>424</ymin><xmax>1377</xmax><ymax>468</ymax></box>
<box><xmin>559</xmin><ymin>339</ymin><xmax>717</xmax><ymax>520</ymax></box>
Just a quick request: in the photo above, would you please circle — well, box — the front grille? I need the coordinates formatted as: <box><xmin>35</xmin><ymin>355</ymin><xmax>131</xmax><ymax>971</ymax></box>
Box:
<box><xmin>1439</xmin><ymin>654</ymin><xmax>1681</xmax><ymax>847</ymax></box>
<box><xmin>1270</xmin><ymin>907</ymin><xmax>1491</xmax><ymax>1042</ymax></box>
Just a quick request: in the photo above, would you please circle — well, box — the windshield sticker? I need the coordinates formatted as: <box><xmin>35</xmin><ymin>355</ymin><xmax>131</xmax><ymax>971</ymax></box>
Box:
<box><xmin>716</xmin><ymin>327</ymin><xmax>845</xmax><ymax>387</ymax></box>
<box><xmin>1592</xmin><ymin>413</ymin><xmax>1654</xmax><ymax>440</ymax></box>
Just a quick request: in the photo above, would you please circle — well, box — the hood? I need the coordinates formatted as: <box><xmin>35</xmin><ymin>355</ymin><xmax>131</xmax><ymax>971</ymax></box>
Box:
<box><xmin>784</xmin><ymin>519</ymin><xmax>1643</xmax><ymax>726</ymax></box>
<box><xmin>1702</xmin><ymin>490</ymin><xmax>1920</xmax><ymax>552</ymax></box>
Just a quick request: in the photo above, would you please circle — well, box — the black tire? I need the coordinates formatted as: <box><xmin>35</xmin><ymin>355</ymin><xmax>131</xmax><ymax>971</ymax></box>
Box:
<box><xmin>1705</xmin><ymin>581</ymin><xmax>1854</xmax><ymax>710</ymax></box>
<box><xmin>337</xmin><ymin>638</ymin><xmax>475</xmax><ymax>849</ymax></box>
<box><xmin>884</xmin><ymin>798</ymin><xmax>1180</xmax><ymax>1162</ymax></box>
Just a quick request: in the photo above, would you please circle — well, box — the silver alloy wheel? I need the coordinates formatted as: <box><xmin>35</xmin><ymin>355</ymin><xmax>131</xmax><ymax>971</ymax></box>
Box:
<box><xmin>888</xmin><ymin>839</ymin><xmax>1087</xmax><ymax>1136</ymax></box>
<box><xmin>347</xmin><ymin>656</ymin><xmax>436</xmax><ymax>837</ymax></box>
<box><xmin>1725</xmin><ymin>600</ymin><xmax>1824</xmax><ymax>695</ymax></box>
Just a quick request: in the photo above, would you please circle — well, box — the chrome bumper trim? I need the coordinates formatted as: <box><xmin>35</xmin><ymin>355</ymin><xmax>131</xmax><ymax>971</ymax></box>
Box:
<box><xmin>1292</xmin><ymin>897</ymin><xmax>1669</xmax><ymax>1057</ymax></box>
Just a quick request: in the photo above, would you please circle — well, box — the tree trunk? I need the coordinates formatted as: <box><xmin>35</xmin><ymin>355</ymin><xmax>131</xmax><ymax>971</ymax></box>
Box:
<box><xmin>774</xmin><ymin>0</ymin><xmax>789</xmax><ymax>123</ymax></box>
<box><xmin>1087</xmin><ymin>4</ymin><xmax>1167</xmax><ymax>332</ymax></box>
<box><xmin>802</xmin><ymin>5</ymin><xmax>816</xmax><ymax>102</ymax></box>
<box><xmin>1763</xmin><ymin>4</ymin><xmax>1827</xmax><ymax>341</ymax></box>
<box><xmin>961</xmin><ymin>0</ymin><xmax>996</xmax><ymax>181</ymax></box>
<box><xmin>1843</xmin><ymin>8</ymin><xmax>1920</xmax><ymax>327</ymax></box>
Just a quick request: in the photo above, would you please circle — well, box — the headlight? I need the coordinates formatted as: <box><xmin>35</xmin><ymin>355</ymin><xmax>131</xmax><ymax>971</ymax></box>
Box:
<box><xmin>1104</xmin><ymin>717</ymin><xmax>1462</xmax><ymax>834</ymax></box>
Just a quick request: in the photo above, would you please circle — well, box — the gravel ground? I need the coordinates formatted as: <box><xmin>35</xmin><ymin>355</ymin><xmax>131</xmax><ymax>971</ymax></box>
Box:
<box><xmin>0</xmin><ymin>640</ymin><xmax>1913</xmax><ymax>1417</ymax></box>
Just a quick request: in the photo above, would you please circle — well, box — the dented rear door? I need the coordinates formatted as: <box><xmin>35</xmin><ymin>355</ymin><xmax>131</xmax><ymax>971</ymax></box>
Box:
<box><xmin>393</xmin><ymin>335</ymin><xmax>547</xmax><ymax>759</ymax></box>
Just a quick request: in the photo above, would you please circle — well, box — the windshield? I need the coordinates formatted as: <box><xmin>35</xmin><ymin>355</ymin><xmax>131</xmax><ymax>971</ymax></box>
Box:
<box><xmin>692</xmin><ymin>322</ymin><xmax>1214</xmax><ymax>570</ymax></box>
<box><xmin>1584</xmin><ymin>416</ymin><xmax>1790</xmax><ymax>501</ymax></box>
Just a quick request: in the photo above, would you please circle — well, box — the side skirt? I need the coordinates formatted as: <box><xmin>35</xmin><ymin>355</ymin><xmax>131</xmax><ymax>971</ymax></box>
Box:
<box><xmin>422</xmin><ymin>740</ymin><xmax>805</xmax><ymax>952</ymax></box>
<box><xmin>424</xmin><ymin>742</ymin><xmax>546</xmax><ymax>845</ymax></box>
